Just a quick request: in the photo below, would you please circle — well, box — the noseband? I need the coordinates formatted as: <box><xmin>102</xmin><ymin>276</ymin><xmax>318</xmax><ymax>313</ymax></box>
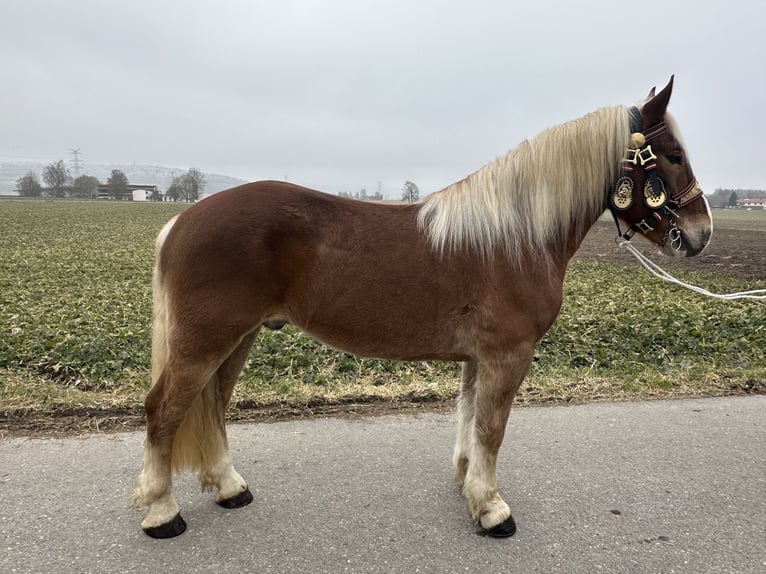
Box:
<box><xmin>608</xmin><ymin>107</ymin><xmax>703</xmax><ymax>250</ymax></box>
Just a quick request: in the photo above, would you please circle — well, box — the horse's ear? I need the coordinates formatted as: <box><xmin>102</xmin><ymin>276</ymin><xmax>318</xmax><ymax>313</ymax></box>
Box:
<box><xmin>646</xmin><ymin>86</ymin><xmax>656</xmax><ymax>98</ymax></box>
<box><xmin>643</xmin><ymin>75</ymin><xmax>674</xmax><ymax>123</ymax></box>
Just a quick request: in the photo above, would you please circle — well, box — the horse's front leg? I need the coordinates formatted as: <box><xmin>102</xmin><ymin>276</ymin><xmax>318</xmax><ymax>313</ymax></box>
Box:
<box><xmin>453</xmin><ymin>360</ymin><xmax>478</xmax><ymax>484</ymax></box>
<box><xmin>462</xmin><ymin>345</ymin><xmax>534</xmax><ymax>538</ymax></box>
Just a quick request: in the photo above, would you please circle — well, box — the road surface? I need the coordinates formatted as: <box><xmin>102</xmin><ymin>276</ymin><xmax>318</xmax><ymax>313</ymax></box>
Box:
<box><xmin>1</xmin><ymin>396</ymin><xmax>764</xmax><ymax>573</ymax></box>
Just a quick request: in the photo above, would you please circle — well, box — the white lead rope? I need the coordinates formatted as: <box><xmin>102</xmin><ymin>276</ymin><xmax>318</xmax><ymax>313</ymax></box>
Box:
<box><xmin>617</xmin><ymin>240</ymin><xmax>766</xmax><ymax>300</ymax></box>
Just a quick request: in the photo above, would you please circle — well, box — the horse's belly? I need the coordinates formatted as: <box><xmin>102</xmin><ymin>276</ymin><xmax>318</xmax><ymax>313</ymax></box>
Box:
<box><xmin>292</xmin><ymin>304</ymin><xmax>472</xmax><ymax>363</ymax></box>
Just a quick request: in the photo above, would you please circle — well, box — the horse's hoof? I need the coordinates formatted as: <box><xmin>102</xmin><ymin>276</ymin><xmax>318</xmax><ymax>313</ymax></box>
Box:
<box><xmin>217</xmin><ymin>487</ymin><xmax>254</xmax><ymax>509</ymax></box>
<box><xmin>143</xmin><ymin>513</ymin><xmax>187</xmax><ymax>539</ymax></box>
<box><xmin>482</xmin><ymin>514</ymin><xmax>517</xmax><ymax>538</ymax></box>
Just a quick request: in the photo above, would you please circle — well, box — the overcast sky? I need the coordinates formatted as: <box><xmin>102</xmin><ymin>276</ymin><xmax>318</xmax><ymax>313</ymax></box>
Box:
<box><xmin>1</xmin><ymin>0</ymin><xmax>764</xmax><ymax>197</ymax></box>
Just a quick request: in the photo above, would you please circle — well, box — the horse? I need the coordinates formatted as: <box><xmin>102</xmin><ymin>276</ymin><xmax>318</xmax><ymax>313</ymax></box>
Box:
<box><xmin>132</xmin><ymin>77</ymin><xmax>712</xmax><ymax>539</ymax></box>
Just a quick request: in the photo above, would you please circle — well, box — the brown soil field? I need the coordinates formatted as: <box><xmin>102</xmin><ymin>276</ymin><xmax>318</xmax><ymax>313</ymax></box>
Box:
<box><xmin>574</xmin><ymin>213</ymin><xmax>766</xmax><ymax>281</ymax></box>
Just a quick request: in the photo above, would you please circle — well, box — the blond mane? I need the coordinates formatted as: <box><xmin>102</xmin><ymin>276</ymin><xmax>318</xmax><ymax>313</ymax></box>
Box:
<box><xmin>417</xmin><ymin>105</ymin><xmax>632</xmax><ymax>260</ymax></box>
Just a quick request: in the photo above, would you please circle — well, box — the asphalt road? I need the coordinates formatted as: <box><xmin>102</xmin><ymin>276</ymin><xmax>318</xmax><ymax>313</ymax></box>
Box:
<box><xmin>1</xmin><ymin>396</ymin><xmax>764</xmax><ymax>574</ymax></box>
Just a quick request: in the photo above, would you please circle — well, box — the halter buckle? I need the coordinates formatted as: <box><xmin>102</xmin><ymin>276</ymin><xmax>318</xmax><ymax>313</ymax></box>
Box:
<box><xmin>624</xmin><ymin>148</ymin><xmax>639</xmax><ymax>165</ymax></box>
<box><xmin>624</xmin><ymin>144</ymin><xmax>657</xmax><ymax>166</ymax></box>
<box><xmin>632</xmin><ymin>212</ymin><xmax>662</xmax><ymax>235</ymax></box>
<box><xmin>637</xmin><ymin>145</ymin><xmax>657</xmax><ymax>166</ymax></box>
<box><xmin>635</xmin><ymin>219</ymin><xmax>656</xmax><ymax>233</ymax></box>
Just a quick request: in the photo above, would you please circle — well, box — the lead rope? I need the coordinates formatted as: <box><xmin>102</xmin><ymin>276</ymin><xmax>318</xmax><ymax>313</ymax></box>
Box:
<box><xmin>617</xmin><ymin>240</ymin><xmax>766</xmax><ymax>300</ymax></box>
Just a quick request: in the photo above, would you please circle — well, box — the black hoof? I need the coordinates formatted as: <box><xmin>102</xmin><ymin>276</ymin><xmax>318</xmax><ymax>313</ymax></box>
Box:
<box><xmin>143</xmin><ymin>513</ymin><xmax>187</xmax><ymax>539</ymax></box>
<box><xmin>482</xmin><ymin>514</ymin><xmax>517</xmax><ymax>538</ymax></box>
<box><xmin>217</xmin><ymin>487</ymin><xmax>254</xmax><ymax>509</ymax></box>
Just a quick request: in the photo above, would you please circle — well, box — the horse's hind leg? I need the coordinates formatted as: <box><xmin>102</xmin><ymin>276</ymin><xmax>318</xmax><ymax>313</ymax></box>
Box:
<box><xmin>132</xmin><ymin>307</ymin><xmax>253</xmax><ymax>537</ymax></box>
<box><xmin>462</xmin><ymin>344</ymin><xmax>534</xmax><ymax>538</ymax></box>
<box><xmin>197</xmin><ymin>330</ymin><xmax>259</xmax><ymax>508</ymax></box>
<box><xmin>132</xmin><ymin>358</ymin><xmax>218</xmax><ymax>538</ymax></box>
<box><xmin>133</xmin><ymin>330</ymin><xmax>258</xmax><ymax>538</ymax></box>
<box><xmin>453</xmin><ymin>360</ymin><xmax>478</xmax><ymax>484</ymax></box>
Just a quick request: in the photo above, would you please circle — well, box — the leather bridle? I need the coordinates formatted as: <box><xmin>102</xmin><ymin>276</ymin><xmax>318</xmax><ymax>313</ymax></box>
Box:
<box><xmin>608</xmin><ymin>106</ymin><xmax>703</xmax><ymax>249</ymax></box>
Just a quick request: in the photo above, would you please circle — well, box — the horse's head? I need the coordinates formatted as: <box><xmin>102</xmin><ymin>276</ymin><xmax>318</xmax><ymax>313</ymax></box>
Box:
<box><xmin>609</xmin><ymin>77</ymin><xmax>712</xmax><ymax>256</ymax></box>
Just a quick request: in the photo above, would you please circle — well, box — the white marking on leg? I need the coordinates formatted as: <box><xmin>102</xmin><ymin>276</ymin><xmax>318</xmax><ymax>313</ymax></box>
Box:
<box><xmin>453</xmin><ymin>362</ymin><xmax>478</xmax><ymax>484</ymax></box>
<box><xmin>214</xmin><ymin>465</ymin><xmax>248</xmax><ymax>502</ymax></box>
<box><xmin>198</xmin><ymin>452</ymin><xmax>248</xmax><ymax>501</ymax></box>
<box><xmin>133</xmin><ymin>440</ymin><xmax>181</xmax><ymax>529</ymax></box>
<box><xmin>462</xmin><ymin>440</ymin><xmax>511</xmax><ymax>529</ymax></box>
<box><xmin>452</xmin><ymin>397</ymin><xmax>474</xmax><ymax>484</ymax></box>
<box><xmin>479</xmin><ymin>495</ymin><xmax>511</xmax><ymax>530</ymax></box>
<box><xmin>141</xmin><ymin>493</ymin><xmax>180</xmax><ymax>530</ymax></box>
<box><xmin>132</xmin><ymin>441</ymin><xmax>171</xmax><ymax>508</ymax></box>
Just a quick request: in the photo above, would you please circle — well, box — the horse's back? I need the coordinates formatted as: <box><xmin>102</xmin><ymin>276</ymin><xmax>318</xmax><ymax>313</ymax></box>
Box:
<box><xmin>156</xmin><ymin>181</ymin><xmax>479</xmax><ymax>359</ymax></box>
<box><xmin>168</xmin><ymin>180</ymin><xmax>413</xmax><ymax>249</ymax></box>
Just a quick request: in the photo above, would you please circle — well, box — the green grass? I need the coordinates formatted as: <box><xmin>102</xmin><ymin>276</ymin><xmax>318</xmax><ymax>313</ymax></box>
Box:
<box><xmin>708</xmin><ymin>208</ymin><xmax>766</xmax><ymax>230</ymax></box>
<box><xmin>0</xmin><ymin>199</ymin><xmax>764</xmax><ymax>421</ymax></box>
<box><xmin>0</xmin><ymin>200</ymin><xmax>184</xmax><ymax>381</ymax></box>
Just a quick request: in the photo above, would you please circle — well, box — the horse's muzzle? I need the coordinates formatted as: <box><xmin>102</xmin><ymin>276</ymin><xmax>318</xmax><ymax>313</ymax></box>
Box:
<box><xmin>680</xmin><ymin>227</ymin><xmax>712</xmax><ymax>257</ymax></box>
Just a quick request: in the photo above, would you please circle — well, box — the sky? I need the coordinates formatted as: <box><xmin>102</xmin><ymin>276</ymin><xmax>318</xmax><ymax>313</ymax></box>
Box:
<box><xmin>1</xmin><ymin>0</ymin><xmax>765</xmax><ymax>198</ymax></box>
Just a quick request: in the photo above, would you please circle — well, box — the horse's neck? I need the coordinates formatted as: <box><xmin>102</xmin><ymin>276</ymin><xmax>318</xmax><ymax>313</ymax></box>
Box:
<box><xmin>420</xmin><ymin>105</ymin><xmax>625</xmax><ymax>266</ymax></box>
<box><xmin>526</xmin><ymin>109</ymin><xmax>622</xmax><ymax>264</ymax></box>
<box><xmin>561</xmin><ymin>201</ymin><xmax>609</xmax><ymax>263</ymax></box>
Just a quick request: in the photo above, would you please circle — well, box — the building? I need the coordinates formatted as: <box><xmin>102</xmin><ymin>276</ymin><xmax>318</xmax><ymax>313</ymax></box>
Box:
<box><xmin>96</xmin><ymin>184</ymin><xmax>160</xmax><ymax>200</ymax></box>
<box><xmin>736</xmin><ymin>198</ymin><xmax>766</xmax><ymax>209</ymax></box>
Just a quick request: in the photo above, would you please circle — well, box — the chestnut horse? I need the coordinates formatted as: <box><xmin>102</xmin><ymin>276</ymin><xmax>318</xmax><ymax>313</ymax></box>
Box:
<box><xmin>132</xmin><ymin>78</ymin><xmax>712</xmax><ymax>538</ymax></box>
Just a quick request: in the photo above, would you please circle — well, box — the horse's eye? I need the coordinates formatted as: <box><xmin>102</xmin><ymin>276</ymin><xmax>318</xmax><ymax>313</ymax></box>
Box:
<box><xmin>667</xmin><ymin>152</ymin><xmax>683</xmax><ymax>165</ymax></box>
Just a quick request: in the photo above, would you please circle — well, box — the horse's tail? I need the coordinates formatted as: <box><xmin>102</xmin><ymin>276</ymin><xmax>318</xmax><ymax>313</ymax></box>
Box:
<box><xmin>171</xmin><ymin>372</ymin><xmax>226</xmax><ymax>476</ymax></box>
<box><xmin>150</xmin><ymin>215</ymin><xmax>177</xmax><ymax>387</ymax></box>
<box><xmin>150</xmin><ymin>215</ymin><xmax>227</xmax><ymax>476</ymax></box>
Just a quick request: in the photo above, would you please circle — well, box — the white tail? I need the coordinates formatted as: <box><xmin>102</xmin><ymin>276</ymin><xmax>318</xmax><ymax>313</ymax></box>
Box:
<box><xmin>150</xmin><ymin>216</ymin><xmax>176</xmax><ymax>386</ymax></box>
<box><xmin>149</xmin><ymin>215</ymin><xmax>227</xmax><ymax>474</ymax></box>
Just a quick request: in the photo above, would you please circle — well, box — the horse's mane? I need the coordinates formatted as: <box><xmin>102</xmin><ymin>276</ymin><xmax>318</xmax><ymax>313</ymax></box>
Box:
<box><xmin>417</xmin><ymin>105</ymin><xmax>632</xmax><ymax>261</ymax></box>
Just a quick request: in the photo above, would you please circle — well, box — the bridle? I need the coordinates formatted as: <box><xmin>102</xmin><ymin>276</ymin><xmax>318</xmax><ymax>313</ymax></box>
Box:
<box><xmin>608</xmin><ymin>106</ymin><xmax>704</xmax><ymax>251</ymax></box>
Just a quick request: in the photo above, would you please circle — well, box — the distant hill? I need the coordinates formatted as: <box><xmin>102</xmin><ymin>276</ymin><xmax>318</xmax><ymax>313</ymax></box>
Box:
<box><xmin>0</xmin><ymin>161</ymin><xmax>247</xmax><ymax>196</ymax></box>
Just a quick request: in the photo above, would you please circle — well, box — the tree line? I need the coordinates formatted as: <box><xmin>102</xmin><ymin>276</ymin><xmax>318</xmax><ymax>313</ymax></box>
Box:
<box><xmin>15</xmin><ymin>161</ymin><xmax>206</xmax><ymax>201</ymax></box>
<box><xmin>337</xmin><ymin>181</ymin><xmax>420</xmax><ymax>203</ymax></box>
<box><xmin>164</xmin><ymin>168</ymin><xmax>206</xmax><ymax>202</ymax></box>
<box><xmin>337</xmin><ymin>188</ymin><xmax>384</xmax><ymax>201</ymax></box>
<box><xmin>707</xmin><ymin>188</ymin><xmax>765</xmax><ymax>208</ymax></box>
